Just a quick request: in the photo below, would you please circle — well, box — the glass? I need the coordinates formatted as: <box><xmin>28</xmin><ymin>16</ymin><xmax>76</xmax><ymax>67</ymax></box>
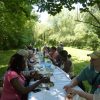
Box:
<box><xmin>93</xmin><ymin>87</ymin><xmax>100</xmax><ymax>100</ymax></box>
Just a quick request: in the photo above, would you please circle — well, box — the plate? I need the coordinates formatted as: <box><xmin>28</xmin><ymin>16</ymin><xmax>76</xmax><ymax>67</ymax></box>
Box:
<box><xmin>39</xmin><ymin>82</ymin><xmax>54</xmax><ymax>88</ymax></box>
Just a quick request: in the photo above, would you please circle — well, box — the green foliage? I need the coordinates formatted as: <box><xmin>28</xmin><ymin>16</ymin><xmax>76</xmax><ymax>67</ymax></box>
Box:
<box><xmin>48</xmin><ymin>39</ymin><xmax>57</xmax><ymax>46</ymax></box>
<box><xmin>0</xmin><ymin>50</ymin><xmax>16</xmax><ymax>77</ymax></box>
<box><xmin>35</xmin><ymin>7</ymin><xmax>100</xmax><ymax>50</ymax></box>
<box><xmin>0</xmin><ymin>1</ymin><xmax>37</xmax><ymax>50</ymax></box>
<box><xmin>0</xmin><ymin>0</ymin><xmax>99</xmax><ymax>50</ymax></box>
<box><xmin>35</xmin><ymin>0</ymin><xmax>100</xmax><ymax>15</ymax></box>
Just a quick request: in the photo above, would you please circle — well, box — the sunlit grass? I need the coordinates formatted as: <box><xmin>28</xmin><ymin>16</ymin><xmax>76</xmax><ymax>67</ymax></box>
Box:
<box><xmin>64</xmin><ymin>47</ymin><xmax>93</xmax><ymax>76</ymax></box>
<box><xmin>64</xmin><ymin>47</ymin><xmax>92</xmax><ymax>91</ymax></box>
<box><xmin>64</xmin><ymin>47</ymin><xmax>92</xmax><ymax>61</ymax></box>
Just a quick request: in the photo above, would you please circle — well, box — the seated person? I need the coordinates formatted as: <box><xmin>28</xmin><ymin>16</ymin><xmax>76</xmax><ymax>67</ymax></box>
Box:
<box><xmin>64</xmin><ymin>51</ymin><xmax>100</xmax><ymax>96</ymax></box>
<box><xmin>27</xmin><ymin>50</ymin><xmax>37</xmax><ymax>70</ymax></box>
<box><xmin>49</xmin><ymin>47</ymin><xmax>58</xmax><ymax>60</ymax></box>
<box><xmin>57</xmin><ymin>42</ymin><xmax>64</xmax><ymax>52</ymax></box>
<box><xmin>65</xmin><ymin>86</ymin><xmax>100</xmax><ymax>100</ymax></box>
<box><xmin>1</xmin><ymin>53</ymin><xmax>49</xmax><ymax>100</ymax></box>
<box><xmin>47</xmin><ymin>46</ymin><xmax>62</xmax><ymax>67</ymax></box>
<box><xmin>59</xmin><ymin>50</ymin><xmax>73</xmax><ymax>78</ymax></box>
<box><xmin>27</xmin><ymin>43</ymin><xmax>33</xmax><ymax>50</ymax></box>
<box><xmin>43</xmin><ymin>46</ymin><xmax>50</xmax><ymax>57</ymax></box>
<box><xmin>17</xmin><ymin>49</ymin><xmax>42</xmax><ymax>85</ymax></box>
<box><xmin>59</xmin><ymin>50</ymin><xmax>85</xmax><ymax>91</ymax></box>
<box><xmin>17</xmin><ymin>49</ymin><xmax>37</xmax><ymax>72</ymax></box>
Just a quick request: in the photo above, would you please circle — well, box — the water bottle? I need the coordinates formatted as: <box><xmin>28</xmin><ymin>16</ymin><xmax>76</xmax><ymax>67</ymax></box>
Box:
<box><xmin>93</xmin><ymin>85</ymin><xmax>100</xmax><ymax>100</ymax></box>
<box><xmin>39</xmin><ymin>52</ymin><xmax>43</xmax><ymax>62</ymax></box>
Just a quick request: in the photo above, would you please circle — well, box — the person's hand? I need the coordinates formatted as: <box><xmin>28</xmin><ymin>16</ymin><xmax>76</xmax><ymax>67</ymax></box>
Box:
<box><xmin>30</xmin><ymin>71</ymin><xmax>43</xmax><ymax>80</ymax></box>
<box><xmin>67</xmin><ymin>88</ymin><xmax>76</xmax><ymax>95</ymax></box>
<box><xmin>63</xmin><ymin>84</ymin><xmax>72</xmax><ymax>91</ymax></box>
<box><xmin>46</xmin><ymin>53</ymin><xmax>53</xmax><ymax>60</ymax></box>
<box><xmin>65</xmin><ymin>93</ymin><xmax>73</xmax><ymax>100</ymax></box>
<box><xmin>40</xmin><ymin>77</ymin><xmax>50</xmax><ymax>83</ymax></box>
<box><xmin>65</xmin><ymin>88</ymin><xmax>76</xmax><ymax>100</ymax></box>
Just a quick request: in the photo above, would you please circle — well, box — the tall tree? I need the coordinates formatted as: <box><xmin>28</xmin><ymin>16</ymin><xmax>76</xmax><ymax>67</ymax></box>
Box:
<box><xmin>36</xmin><ymin>0</ymin><xmax>100</xmax><ymax>15</ymax></box>
<box><xmin>0</xmin><ymin>0</ymin><xmax>37</xmax><ymax>49</ymax></box>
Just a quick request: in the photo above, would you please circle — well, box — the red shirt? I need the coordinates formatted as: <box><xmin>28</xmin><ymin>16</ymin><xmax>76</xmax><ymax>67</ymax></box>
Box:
<box><xmin>1</xmin><ymin>70</ymin><xmax>25</xmax><ymax>100</ymax></box>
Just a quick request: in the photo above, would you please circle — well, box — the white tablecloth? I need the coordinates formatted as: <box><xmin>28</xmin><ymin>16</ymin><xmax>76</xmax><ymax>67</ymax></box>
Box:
<box><xmin>28</xmin><ymin>67</ymin><xmax>82</xmax><ymax>100</ymax></box>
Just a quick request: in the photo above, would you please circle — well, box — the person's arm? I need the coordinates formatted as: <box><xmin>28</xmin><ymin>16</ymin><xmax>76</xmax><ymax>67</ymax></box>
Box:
<box><xmin>22</xmin><ymin>70</ymin><xmax>43</xmax><ymax>80</ymax></box>
<box><xmin>64</xmin><ymin>66</ymin><xmax>89</xmax><ymax>90</ymax></box>
<box><xmin>74</xmin><ymin>90</ymin><xmax>93</xmax><ymax>100</ymax></box>
<box><xmin>66</xmin><ymin>88</ymin><xmax>93</xmax><ymax>100</ymax></box>
<box><xmin>50</xmin><ymin>58</ymin><xmax>58</xmax><ymax>66</ymax></box>
<box><xmin>10</xmin><ymin>77</ymin><xmax>47</xmax><ymax>94</ymax></box>
<box><xmin>48</xmin><ymin>54</ymin><xmax>61</xmax><ymax>67</ymax></box>
<box><xmin>64</xmin><ymin>77</ymin><xmax>79</xmax><ymax>91</ymax></box>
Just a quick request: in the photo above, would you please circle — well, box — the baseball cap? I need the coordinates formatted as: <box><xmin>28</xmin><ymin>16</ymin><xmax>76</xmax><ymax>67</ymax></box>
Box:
<box><xmin>17</xmin><ymin>49</ymin><xmax>29</xmax><ymax>58</ymax></box>
<box><xmin>87</xmin><ymin>51</ymin><xmax>100</xmax><ymax>59</ymax></box>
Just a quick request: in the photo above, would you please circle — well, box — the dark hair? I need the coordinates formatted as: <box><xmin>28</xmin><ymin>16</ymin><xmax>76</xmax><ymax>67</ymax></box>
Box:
<box><xmin>68</xmin><ymin>54</ymin><xmax>71</xmax><ymax>58</ymax></box>
<box><xmin>27</xmin><ymin>45</ymin><xmax>33</xmax><ymax>50</ymax></box>
<box><xmin>47</xmin><ymin>47</ymin><xmax>50</xmax><ymax>52</ymax></box>
<box><xmin>50</xmin><ymin>46</ymin><xmax>56</xmax><ymax>51</ymax></box>
<box><xmin>59</xmin><ymin>50</ymin><xmax>68</xmax><ymax>60</ymax></box>
<box><xmin>8</xmin><ymin>53</ymin><xmax>25</xmax><ymax>73</ymax></box>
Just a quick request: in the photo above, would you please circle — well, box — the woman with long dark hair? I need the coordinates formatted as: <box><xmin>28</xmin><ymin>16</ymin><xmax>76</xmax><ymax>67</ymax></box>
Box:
<box><xmin>1</xmin><ymin>53</ymin><xmax>48</xmax><ymax>100</ymax></box>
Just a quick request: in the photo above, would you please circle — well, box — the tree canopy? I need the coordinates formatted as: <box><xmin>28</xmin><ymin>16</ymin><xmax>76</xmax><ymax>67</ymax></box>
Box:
<box><xmin>36</xmin><ymin>0</ymin><xmax>100</xmax><ymax>15</ymax></box>
<box><xmin>1</xmin><ymin>0</ymin><xmax>100</xmax><ymax>15</ymax></box>
<box><xmin>36</xmin><ymin>0</ymin><xmax>100</xmax><ymax>29</ymax></box>
<box><xmin>0</xmin><ymin>0</ymin><xmax>100</xmax><ymax>50</ymax></box>
<box><xmin>0</xmin><ymin>0</ymin><xmax>37</xmax><ymax>49</ymax></box>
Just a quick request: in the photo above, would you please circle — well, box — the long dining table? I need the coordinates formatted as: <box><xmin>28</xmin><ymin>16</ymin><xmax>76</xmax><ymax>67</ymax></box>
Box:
<box><xmin>28</xmin><ymin>62</ymin><xmax>84</xmax><ymax>100</ymax></box>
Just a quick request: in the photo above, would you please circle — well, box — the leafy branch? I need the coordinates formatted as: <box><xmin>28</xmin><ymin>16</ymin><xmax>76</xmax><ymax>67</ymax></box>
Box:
<box><xmin>75</xmin><ymin>20</ymin><xmax>100</xmax><ymax>28</ymax></box>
